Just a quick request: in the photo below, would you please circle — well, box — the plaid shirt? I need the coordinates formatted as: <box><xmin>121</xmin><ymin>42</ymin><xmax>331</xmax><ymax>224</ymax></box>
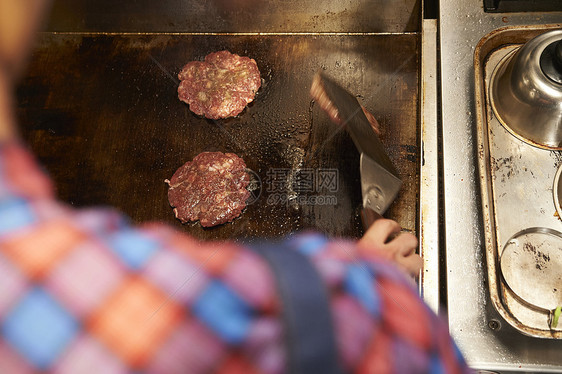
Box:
<box><xmin>0</xmin><ymin>142</ymin><xmax>471</xmax><ymax>373</ymax></box>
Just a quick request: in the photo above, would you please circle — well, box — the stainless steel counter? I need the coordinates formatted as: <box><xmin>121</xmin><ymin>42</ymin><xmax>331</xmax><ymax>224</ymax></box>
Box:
<box><xmin>439</xmin><ymin>1</ymin><xmax>562</xmax><ymax>371</ymax></box>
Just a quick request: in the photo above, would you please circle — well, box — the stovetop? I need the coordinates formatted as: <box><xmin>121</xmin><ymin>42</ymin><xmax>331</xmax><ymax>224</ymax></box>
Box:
<box><xmin>475</xmin><ymin>31</ymin><xmax>562</xmax><ymax>339</ymax></box>
<box><xmin>439</xmin><ymin>0</ymin><xmax>562</xmax><ymax>372</ymax></box>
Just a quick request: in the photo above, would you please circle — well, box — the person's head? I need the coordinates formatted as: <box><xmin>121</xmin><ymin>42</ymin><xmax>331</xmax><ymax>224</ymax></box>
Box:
<box><xmin>0</xmin><ymin>0</ymin><xmax>51</xmax><ymax>82</ymax></box>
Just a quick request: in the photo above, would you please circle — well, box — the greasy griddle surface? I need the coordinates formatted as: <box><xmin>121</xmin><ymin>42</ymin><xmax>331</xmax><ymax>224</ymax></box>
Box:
<box><xmin>17</xmin><ymin>33</ymin><xmax>419</xmax><ymax>241</ymax></box>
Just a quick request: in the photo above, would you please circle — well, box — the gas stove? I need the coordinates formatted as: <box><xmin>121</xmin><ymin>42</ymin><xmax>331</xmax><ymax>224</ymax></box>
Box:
<box><xmin>438</xmin><ymin>0</ymin><xmax>562</xmax><ymax>372</ymax></box>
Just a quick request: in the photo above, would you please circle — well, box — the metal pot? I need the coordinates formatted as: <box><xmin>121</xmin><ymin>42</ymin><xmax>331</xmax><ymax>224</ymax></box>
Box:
<box><xmin>490</xmin><ymin>29</ymin><xmax>562</xmax><ymax>149</ymax></box>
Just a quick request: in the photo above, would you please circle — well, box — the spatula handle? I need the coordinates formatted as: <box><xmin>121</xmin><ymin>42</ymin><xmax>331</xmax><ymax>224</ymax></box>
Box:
<box><xmin>360</xmin><ymin>207</ymin><xmax>383</xmax><ymax>231</ymax></box>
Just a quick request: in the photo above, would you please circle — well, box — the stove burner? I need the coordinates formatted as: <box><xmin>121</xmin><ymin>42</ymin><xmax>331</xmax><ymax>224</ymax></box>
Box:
<box><xmin>540</xmin><ymin>40</ymin><xmax>562</xmax><ymax>84</ymax></box>
<box><xmin>500</xmin><ymin>228</ymin><xmax>562</xmax><ymax>315</ymax></box>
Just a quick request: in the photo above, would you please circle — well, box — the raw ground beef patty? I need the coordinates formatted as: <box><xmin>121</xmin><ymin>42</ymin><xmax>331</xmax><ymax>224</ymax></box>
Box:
<box><xmin>165</xmin><ymin>152</ymin><xmax>251</xmax><ymax>227</ymax></box>
<box><xmin>177</xmin><ymin>50</ymin><xmax>261</xmax><ymax>119</ymax></box>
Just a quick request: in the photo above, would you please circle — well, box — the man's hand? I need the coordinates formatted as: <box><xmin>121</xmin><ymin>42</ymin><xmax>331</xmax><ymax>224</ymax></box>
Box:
<box><xmin>358</xmin><ymin>218</ymin><xmax>422</xmax><ymax>277</ymax></box>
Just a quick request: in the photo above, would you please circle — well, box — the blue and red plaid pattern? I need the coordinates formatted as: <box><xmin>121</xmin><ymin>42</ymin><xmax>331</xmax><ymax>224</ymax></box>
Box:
<box><xmin>0</xmin><ymin>142</ymin><xmax>472</xmax><ymax>373</ymax></box>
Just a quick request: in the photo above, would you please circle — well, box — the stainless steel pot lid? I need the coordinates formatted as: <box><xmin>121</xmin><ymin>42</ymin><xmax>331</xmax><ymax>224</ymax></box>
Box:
<box><xmin>490</xmin><ymin>29</ymin><xmax>562</xmax><ymax>150</ymax></box>
<box><xmin>500</xmin><ymin>227</ymin><xmax>562</xmax><ymax>318</ymax></box>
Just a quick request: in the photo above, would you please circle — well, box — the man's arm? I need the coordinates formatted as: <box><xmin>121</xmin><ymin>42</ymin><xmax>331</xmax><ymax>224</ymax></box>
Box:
<box><xmin>0</xmin><ymin>0</ymin><xmax>52</xmax><ymax>143</ymax></box>
<box><xmin>0</xmin><ymin>0</ymin><xmax>52</xmax><ymax>82</ymax></box>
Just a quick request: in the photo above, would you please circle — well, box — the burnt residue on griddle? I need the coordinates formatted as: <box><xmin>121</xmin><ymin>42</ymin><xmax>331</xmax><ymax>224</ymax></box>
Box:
<box><xmin>549</xmin><ymin>150</ymin><xmax>562</xmax><ymax>166</ymax></box>
<box><xmin>522</xmin><ymin>241</ymin><xmax>551</xmax><ymax>270</ymax></box>
<box><xmin>491</xmin><ymin>155</ymin><xmax>519</xmax><ymax>183</ymax></box>
<box><xmin>399</xmin><ymin>144</ymin><xmax>418</xmax><ymax>163</ymax></box>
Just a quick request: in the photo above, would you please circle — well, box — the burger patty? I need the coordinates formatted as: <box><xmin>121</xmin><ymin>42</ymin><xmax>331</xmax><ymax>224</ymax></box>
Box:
<box><xmin>165</xmin><ymin>152</ymin><xmax>250</xmax><ymax>227</ymax></box>
<box><xmin>177</xmin><ymin>50</ymin><xmax>261</xmax><ymax>119</ymax></box>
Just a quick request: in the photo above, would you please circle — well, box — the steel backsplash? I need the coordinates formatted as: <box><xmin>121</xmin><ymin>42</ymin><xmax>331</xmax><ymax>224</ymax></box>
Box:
<box><xmin>46</xmin><ymin>0</ymin><xmax>420</xmax><ymax>34</ymax></box>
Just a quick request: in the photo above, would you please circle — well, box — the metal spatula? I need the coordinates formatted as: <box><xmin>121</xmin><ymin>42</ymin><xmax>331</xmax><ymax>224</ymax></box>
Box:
<box><xmin>313</xmin><ymin>72</ymin><xmax>401</xmax><ymax>228</ymax></box>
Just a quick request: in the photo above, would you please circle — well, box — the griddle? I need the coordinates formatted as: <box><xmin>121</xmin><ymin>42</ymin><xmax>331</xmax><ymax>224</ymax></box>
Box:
<box><xmin>16</xmin><ymin>33</ymin><xmax>419</xmax><ymax>241</ymax></box>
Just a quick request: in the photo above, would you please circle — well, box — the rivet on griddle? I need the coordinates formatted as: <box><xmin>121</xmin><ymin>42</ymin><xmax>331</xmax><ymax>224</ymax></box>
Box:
<box><xmin>487</xmin><ymin>319</ymin><xmax>501</xmax><ymax>331</ymax></box>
